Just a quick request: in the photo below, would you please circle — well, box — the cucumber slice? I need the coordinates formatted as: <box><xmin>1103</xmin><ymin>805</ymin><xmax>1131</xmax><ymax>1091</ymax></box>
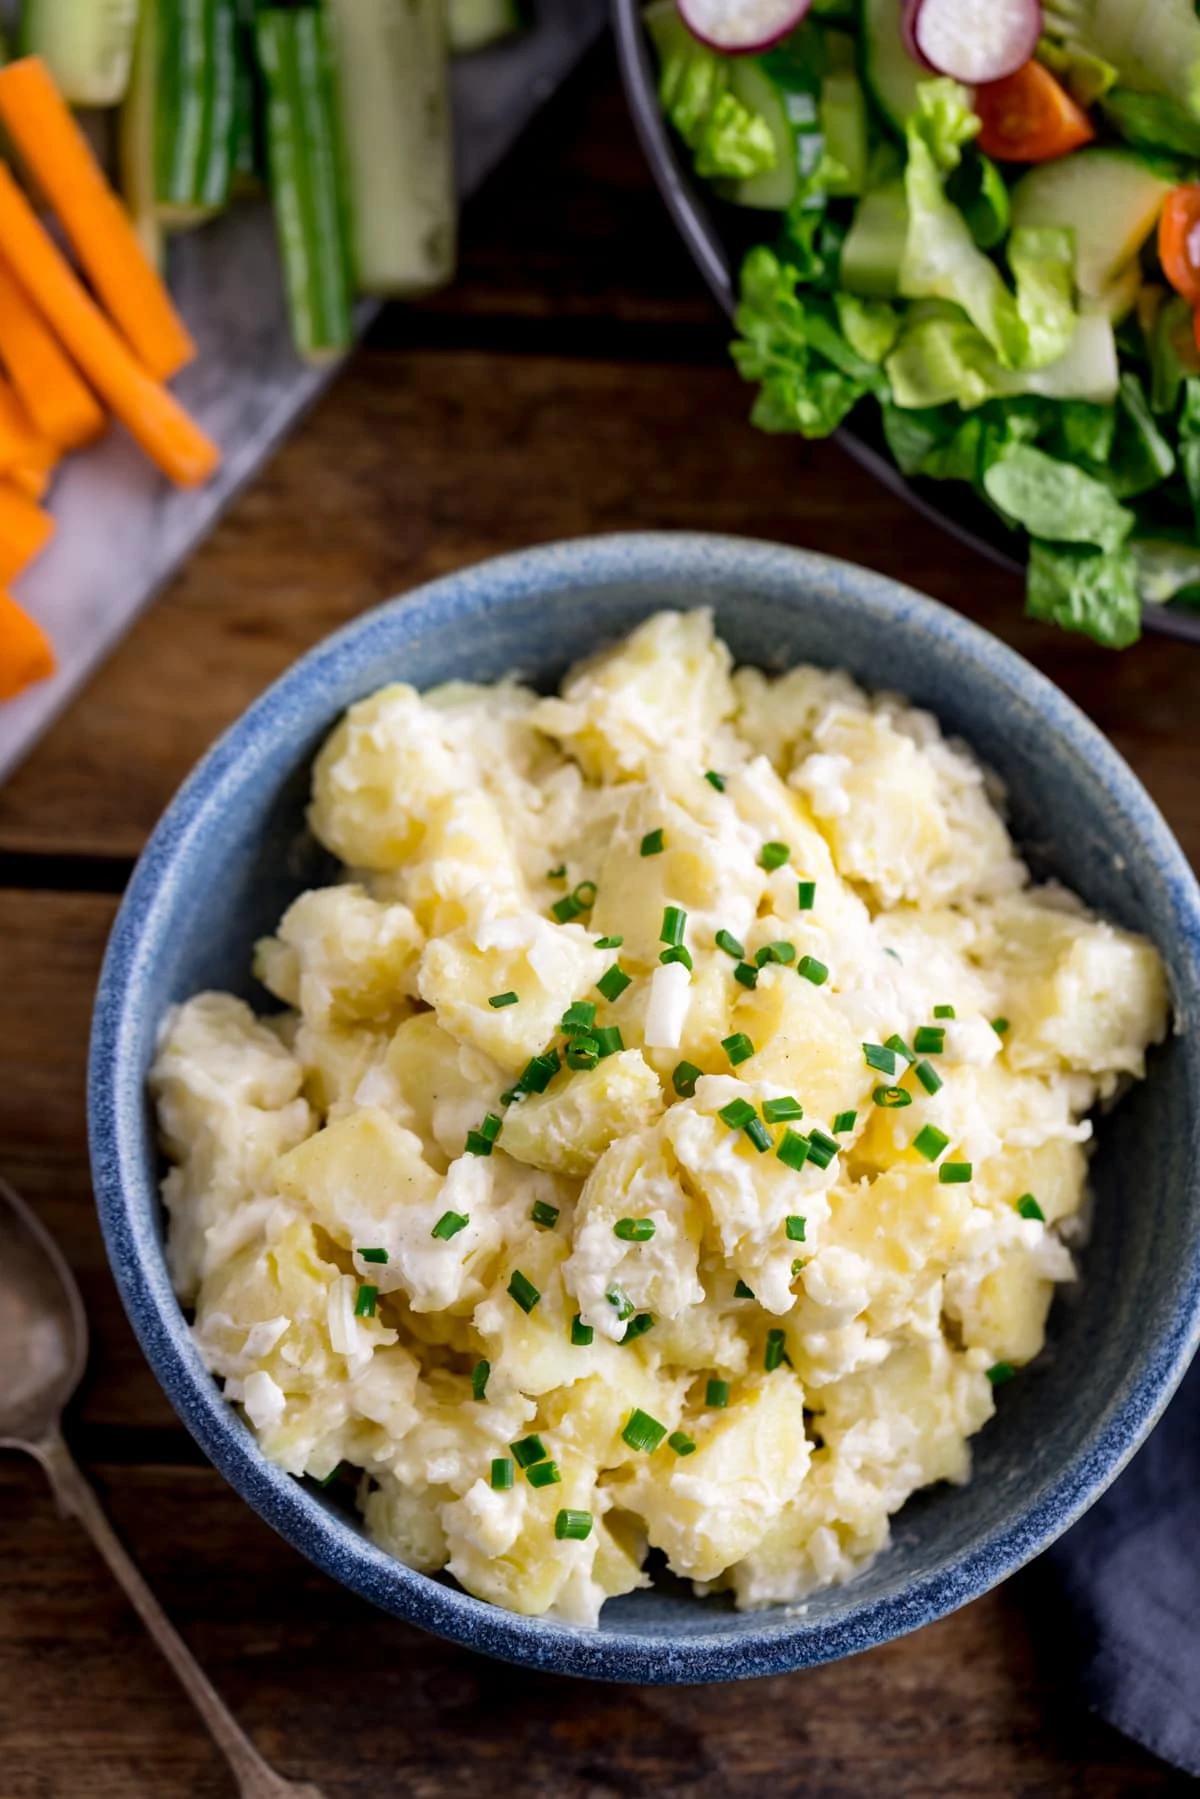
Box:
<box><xmin>724</xmin><ymin>58</ymin><xmax>807</xmax><ymax>207</ymax></box>
<box><xmin>21</xmin><ymin>0</ymin><xmax>139</xmax><ymax>106</ymax></box>
<box><xmin>446</xmin><ymin>0</ymin><xmax>527</xmax><ymax>55</ymax></box>
<box><xmin>1044</xmin><ymin>0</ymin><xmax>1200</xmax><ymax>120</ymax></box>
<box><xmin>1016</xmin><ymin>306</ymin><xmax>1119</xmax><ymax>403</ymax></box>
<box><xmin>840</xmin><ymin>179</ymin><xmax>908</xmax><ymax>295</ymax></box>
<box><xmin>860</xmin><ymin>0</ymin><xmax>924</xmax><ymax>135</ymax></box>
<box><xmin>325</xmin><ymin>0</ymin><xmax>456</xmax><ymax>296</ymax></box>
<box><xmin>1009</xmin><ymin>148</ymin><xmax>1173</xmax><ymax>300</ymax></box>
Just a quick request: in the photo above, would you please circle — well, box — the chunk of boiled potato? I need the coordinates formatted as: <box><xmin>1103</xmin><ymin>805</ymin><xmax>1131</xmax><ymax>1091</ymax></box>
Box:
<box><xmin>532</xmin><ymin>609</ymin><xmax>737</xmax><ymax>784</ymax></box>
<box><xmin>732</xmin><ymin>664</ymin><xmax>866</xmax><ymax>774</ymax></box>
<box><xmin>726</xmin><ymin>1449</ymin><xmax>891</xmax><ymax>1607</ymax></box>
<box><xmin>382</xmin><ymin>1011</ymin><xmax>508</xmax><ymax>1165</ymax></box>
<box><xmin>418</xmin><ymin>912</ymin><xmax>607</xmax><ymax>1073</ymax></box>
<box><xmin>309</xmin><ymin>683</ymin><xmax>463</xmax><ymax>868</ymax></box>
<box><xmin>253</xmin><ymin>884</ymin><xmax>423</xmax><ymax>1029</ymax></box>
<box><xmin>972</xmin><ymin>1135</ymin><xmax>1088</xmax><ymax>1227</ymax></box>
<box><xmin>821</xmin><ymin>1163</ymin><xmax>975</xmax><ymax>1336</ymax></box>
<box><xmin>625</xmin><ymin>1373</ymin><xmax>811</xmax><ymax>1582</ymax></box>
<box><xmin>472</xmin><ymin>1227</ymin><xmax>583</xmax><ymax>1396</ymax></box>
<box><xmin>363</xmin><ymin>1474</ymin><xmax>451</xmax><ymax>1572</ymax></box>
<box><xmin>564</xmin><ymin>1123</ymin><xmax>704</xmax><ymax>1337</ymax></box>
<box><xmin>980</xmin><ymin>896</ymin><xmax>1170</xmax><ymax>1079</ymax></box>
<box><xmin>946</xmin><ymin>1247</ymin><xmax>1055</xmax><ymax>1366</ymax></box>
<box><xmin>500</xmin><ymin>1048</ymin><xmax>664</xmax><ymax>1176</ymax></box>
<box><xmin>731</xmin><ymin>966</ymin><xmax>873</xmax><ymax>1126</ymax></box>
<box><xmin>293</xmin><ymin>1019</ymin><xmax>389</xmax><ymax>1121</ymax></box>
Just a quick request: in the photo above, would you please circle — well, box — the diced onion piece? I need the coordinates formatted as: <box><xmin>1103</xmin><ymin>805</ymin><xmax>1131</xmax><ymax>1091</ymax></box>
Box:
<box><xmin>644</xmin><ymin>958</ymin><xmax>692</xmax><ymax>1049</ymax></box>
<box><xmin>677</xmin><ymin>0</ymin><xmax>811</xmax><ymax>54</ymax></box>
<box><xmin>242</xmin><ymin>1370</ymin><xmax>286</xmax><ymax>1431</ymax></box>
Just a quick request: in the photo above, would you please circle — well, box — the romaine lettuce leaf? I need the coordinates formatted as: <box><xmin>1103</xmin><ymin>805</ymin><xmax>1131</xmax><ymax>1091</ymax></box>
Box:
<box><xmin>983</xmin><ymin>444</ymin><xmax>1135</xmax><ymax>552</ymax></box>
<box><xmin>1009</xmin><ymin>228</ymin><xmax>1077</xmax><ymax>370</ymax></box>
<box><xmin>1106</xmin><ymin>372</ymin><xmax>1176</xmax><ymax>497</ymax></box>
<box><xmin>732</xmin><ymin>246</ymin><xmax>884</xmax><ymax>437</ymax></box>
<box><xmin>1026</xmin><ymin>540</ymin><xmax>1141</xmax><ymax>647</ymax></box>
<box><xmin>834</xmin><ymin>292</ymin><xmax>900</xmax><ymax>363</ymax></box>
<box><xmin>1101</xmin><ymin>89</ymin><xmax>1200</xmax><ymax>157</ymax></box>
<box><xmin>658</xmin><ymin>35</ymin><xmax>777</xmax><ymax>181</ymax></box>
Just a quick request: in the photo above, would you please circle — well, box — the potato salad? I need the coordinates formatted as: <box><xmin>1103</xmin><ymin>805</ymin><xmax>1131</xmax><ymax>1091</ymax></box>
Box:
<box><xmin>151</xmin><ymin>611</ymin><xmax>1169</xmax><ymax>1625</ymax></box>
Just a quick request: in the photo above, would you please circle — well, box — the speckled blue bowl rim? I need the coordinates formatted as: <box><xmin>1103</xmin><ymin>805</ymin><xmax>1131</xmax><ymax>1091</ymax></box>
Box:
<box><xmin>89</xmin><ymin>532</ymin><xmax>1200</xmax><ymax>1684</ymax></box>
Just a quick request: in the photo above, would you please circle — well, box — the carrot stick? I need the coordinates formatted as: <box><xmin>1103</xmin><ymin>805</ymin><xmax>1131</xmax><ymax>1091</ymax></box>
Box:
<box><xmin>0</xmin><ymin>57</ymin><xmax>196</xmax><ymax>382</ymax></box>
<box><xmin>0</xmin><ymin>369</ymin><xmax>57</xmax><ymax>476</ymax></box>
<box><xmin>0</xmin><ymin>165</ymin><xmax>220</xmax><ymax>488</ymax></box>
<box><xmin>0</xmin><ymin>256</ymin><xmax>105</xmax><ymax>450</ymax></box>
<box><xmin>9</xmin><ymin>461</ymin><xmax>53</xmax><ymax>501</ymax></box>
<box><xmin>0</xmin><ymin>590</ymin><xmax>55</xmax><ymax>700</ymax></box>
<box><xmin>0</xmin><ymin>480</ymin><xmax>54</xmax><ymax>583</ymax></box>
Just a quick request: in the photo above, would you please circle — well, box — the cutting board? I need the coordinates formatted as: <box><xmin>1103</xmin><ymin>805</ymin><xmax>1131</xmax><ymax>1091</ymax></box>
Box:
<box><xmin>0</xmin><ymin>0</ymin><xmax>607</xmax><ymax>785</ymax></box>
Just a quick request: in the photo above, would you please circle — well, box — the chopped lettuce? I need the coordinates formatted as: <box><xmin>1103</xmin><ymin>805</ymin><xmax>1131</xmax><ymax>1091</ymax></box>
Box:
<box><xmin>983</xmin><ymin>445</ymin><xmax>1135</xmax><ymax>552</ymax></box>
<box><xmin>834</xmin><ymin>292</ymin><xmax>900</xmax><ymax>363</ymax></box>
<box><xmin>1026</xmin><ymin>540</ymin><xmax>1141</xmax><ymax>647</ymax></box>
<box><xmin>1106</xmin><ymin>373</ymin><xmax>1176</xmax><ymax>497</ymax></box>
<box><xmin>732</xmin><ymin>246</ymin><xmax>884</xmax><ymax>437</ymax></box>
<box><xmin>1037</xmin><ymin>35</ymin><xmax>1117</xmax><ymax>107</ymax></box>
<box><xmin>946</xmin><ymin>152</ymin><xmax>1010</xmax><ymax>251</ymax></box>
<box><xmin>1132</xmin><ymin>536</ymin><xmax>1200</xmax><ymax>605</ymax></box>
<box><xmin>1043</xmin><ymin>0</ymin><xmax>1200</xmax><ymax>120</ymax></box>
<box><xmin>1101</xmin><ymin>89</ymin><xmax>1200</xmax><ymax>158</ymax></box>
<box><xmin>656</xmin><ymin>29</ymin><xmax>777</xmax><ymax>181</ymax></box>
<box><xmin>1010</xmin><ymin>228</ymin><xmax>1077</xmax><ymax>371</ymax></box>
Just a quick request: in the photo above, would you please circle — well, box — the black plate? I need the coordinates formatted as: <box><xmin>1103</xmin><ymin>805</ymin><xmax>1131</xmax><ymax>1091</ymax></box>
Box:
<box><xmin>610</xmin><ymin>0</ymin><xmax>1200</xmax><ymax>644</ymax></box>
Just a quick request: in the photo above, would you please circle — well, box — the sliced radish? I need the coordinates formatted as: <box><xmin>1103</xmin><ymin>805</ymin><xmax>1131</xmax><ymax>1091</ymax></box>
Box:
<box><xmin>900</xmin><ymin>0</ymin><xmax>936</xmax><ymax>71</ymax></box>
<box><xmin>676</xmin><ymin>0</ymin><xmax>811</xmax><ymax>55</ymax></box>
<box><xmin>908</xmin><ymin>0</ymin><xmax>1042</xmax><ymax>85</ymax></box>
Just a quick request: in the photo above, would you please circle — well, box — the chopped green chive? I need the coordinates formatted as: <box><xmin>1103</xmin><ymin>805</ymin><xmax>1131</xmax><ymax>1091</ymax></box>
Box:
<box><xmin>745</xmin><ymin>1118</ymin><xmax>773</xmax><ymax>1154</ymax></box>
<box><xmin>660</xmin><ymin>945</ymin><xmax>694</xmax><ymax>971</ymax></box>
<box><xmin>715</xmin><ymin>929</ymin><xmax>745</xmax><ymax>960</ymax></box>
<box><xmin>623</xmin><ymin>1312</ymin><xmax>655</xmax><ymax>1343</ymax></box>
<box><xmin>641</xmin><ymin>829</ymin><xmax>665</xmax><ymax>857</ymax></box>
<box><xmin>777</xmin><ymin>1128</ymin><xmax>811</xmax><ymax>1172</ymax></box>
<box><xmin>511</xmin><ymin>1434</ymin><xmax>548</xmax><ymax>1468</ymax></box>
<box><xmin>354</xmin><ymin>1283</ymin><xmax>378</xmax><ymax>1318</ymax></box>
<box><xmin>833</xmin><ymin>1110</ymin><xmax>856</xmax><ymax>1133</ymax></box>
<box><xmin>622</xmin><ymin>1409</ymin><xmax>668</xmax><ymax>1454</ymax></box>
<box><xmin>939</xmin><ymin>1162</ymin><xmax>972</xmax><ymax>1184</ymax></box>
<box><xmin>915</xmin><ymin>1060</ymin><xmax>943</xmax><ymax>1095</ymax></box>
<box><xmin>992</xmin><ymin>1017</ymin><xmax>1010</xmax><ymax>1036</ymax></box>
<box><xmin>615</xmin><ymin>1218</ymin><xmax>656</xmax><ymax>1242</ymax></box>
<box><xmin>722</xmin><ymin>1032</ymin><xmax>755</xmax><ymax>1067</ymax></box>
<box><xmin>561</xmin><ymin>1000</ymin><xmax>597</xmax><ymax>1036</ymax></box>
<box><xmin>873</xmin><ymin>1085</ymin><xmax>912</xmax><ymax>1109</ymax></box>
<box><xmin>594</xmin><ymin>935</ymin><xmax>624</xmax><ymax>949</ymax></box>
<box><xmin>480</xmin><ymin>1113</ymin><xmax>502</xmax><ymax>1142</ymax></box>
<box><xmin>913</xmin><ymin>1026</ymin><xmax>945</xmax><ymax>1055</ymax></box>
<box><xmin>755</xmin><ymin>941</ymin><xmax>796</xmax><ymax>967</ymax></box>
<box><xmin>797</xmin><ymin>956</ymin><xmax>828</xmax><ymax>986</ymax></box>
<box><xmin>705</xmin><ymin>1378</ymin><xmax>730</xmax><ymax>1409</ymax></box>
<box><xmin>489</xmin><ymin>991</ymin><xmax>519</xmax><ymax>1009</ymax></box>
<box><xmin>734</xmin><ymin>1279</ymin><xmax>756</xmax><ymax>1299</ymax></box>
<box><xmin>517</xmin><ymin>1050</ymin><xmax>560</xmax><ymax>1094</ymax></box>
<box><xmin>571</xmin><ymin>1314</ymin><xmax>594</xmax><ymax>1346</ymax></box>
<box><xmin>432</xmin><ymin>1210</ymin><xmax>469</xmax><ymax>1240</ymax></box>
<box><xmin>764</xmin><ymin>1328</ymin><xmax>789</xmax><ymax>1372</ymax></box>
<box><xmin>491</xmin><ymin>1457</ymin><xmax>514</xmax><ymax>1490</ymax></box>
<box><xmin>1017</xmin><ymin>1193</ymin><xmax>1045</xmax><ymax>1222</ymax></box>
<box><xmin>668</xmin><ymin>1431</ymin><xmax>697</xmax><ymax>1456</ymax></box>
<box><xmin>317</xmin><ymin>1464</ymin><xmax>343</xmax><ymax>1488</ymax></box>
<box><xmin>806</xmin><ymin>1130</ymin><xmax>838</xmax><ymax>1169</ymax></box>
<box><xmin>863</xmin><ymin>1043</ymin><xmax>897</xmax><ymax>1076</ymax></box>
<box><xmin>500</xmin><ymin>1088</ymin><xmax>520</xmax><ymax>1106</ymax></box>
<box><xmin>547</xmin><ymin>865</ymin><xmax>566</xmax><ymax>882</ymax></box>
<box><xmin>885</xmin><ymin>1033</ymin><xmax>915</xmax><ymax>1066</ymax></box>
<box><xmin>705</xmin><ymin>770</ymin><xmax>726</xmax><ymax>791</ymax></box>
<box><xmin>786</xmin><ymin>1215</ymin><xmax>806</xmax><ymax>1242</ymax></box>
<box><xmin>791</xmin><ymin>1257</ymin><xmax>807</xmax><ymax>1278</ymax></box>
<box><xmin>797</xmin><ymin>880</ymin><xmax>816</xmax><ymax>911</ymax></box>
<box><xmin>574</xmin><ymin>881</ymin><xmax>598</xmax><ymax>909</ymax></box>
<box><xmin>551</xmin><ymin>893</ymin><xmax>584</xmax><ymax>924</ymax></box>
<box><xmin>465</xmin><ymin>1130</ymin><xmax>495</xmax><ymax>1157</ymax></box>
<box><xmin>719</xmin><ymin>1097</ymin><xmax>757</xmax><ymax>1131</ymax></box>
<box><xmin>508</xmin><ymin>1270</ymin><xmax>541</xmax><ymax>1314</ymax></box>
<box><xmin>596</xmin><ymin>964</ymin><xmax>631</xmax><ymax>1003</ymax></box>
<box><xmin>357</xmin><ymin>1247</ymin><xmax>388</xmax><ymax>1264</ymax></box>
<box><xmin>607</xmin><ymin>1285</ymin><xmax>634</xmax><ymax>1321</ymax></box>
<box><xmin>762</xmin><ymin>1096</ymin><xmax>803</xmax><ymax>1123</ymax></box>
<box><xmin>987</xmin><ymin>1361</ymin><xmax>1015</xmax><ymax>1386</ymax></box>
<box><xmin>526</xmin><ymin>1460</ymin><xmax>561</xmax><ymax>1488</ymax></box>
<box><xmin>760</xmin><ymin>841</ymin><xmax>790</xmax><ymax>872</ymax></box>
<box><xmin>566</xmin><ymin>1036</ymin><xmax>600</xmax><ymax>1071</ymax></box>
<box><xmin>661</xmin><ymin>905</ymin><xmax>688</xmax><ymax>947</ymax></box>
<box><xmin>733</xmin><ymin>961</ymin><xmax>759</xmax><ymax>990</ymax></box>
<box><xmin>555</xmin><ymin>1509</ymin><xmax>593</xmax><ymax>1541</ymax></box>
<box><xmin>934</xmin><ymin>1004</ymin><xmax>956</xmax><ymax>1020</ymax></box>
<box><xmin>530</xmin><ymin>1200</ymin><xmax>560</xmax><ymax>1230</ymax></box>
<box><xmin>471</xmin><ymin>1359</ymin><xmax>490</xmax><ymax>1401</ymax></box>
<box><xmin>673</xmin><ymin>1060</ymin><xmax>702</xmax><ymax>1098</ymax></box>
<box><xmin>594</xmin><ymin>1026</ymin><xmax>624</xmax><ymax>1058</ymax></box>
<box><xmin>913</xmin><ymin>1124</ymin><xmax>949</xmax><ymax>1162</ymax></box>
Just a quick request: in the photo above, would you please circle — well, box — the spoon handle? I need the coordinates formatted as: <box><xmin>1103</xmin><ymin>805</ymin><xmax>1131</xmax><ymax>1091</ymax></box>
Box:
<box><xmin>34</xmin><ymin>1428</ymin><xmax>326</xmax><ymax>1799</ymax></box>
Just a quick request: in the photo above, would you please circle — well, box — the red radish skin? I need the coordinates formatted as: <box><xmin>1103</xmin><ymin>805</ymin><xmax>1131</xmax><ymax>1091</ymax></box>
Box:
<box><xmin>677</xmin><ymin>0</ymin><xmax>811</xmax><ymax>54</ymax></box>
<box><xmin>909</xmin><ymin>0</ymin><xmax>1042</xmax><ymax>85</ymax></box>
<box><xmin>901</xmin><ymin>0</ymin><xmax>936</xmax><ymax>72</ymax></box>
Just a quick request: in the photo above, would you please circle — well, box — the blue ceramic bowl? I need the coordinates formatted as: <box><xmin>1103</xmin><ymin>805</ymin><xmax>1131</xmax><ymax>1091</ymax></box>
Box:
<box><xmin>89</xmin><ymin>532</ymin><xmax>1200</xmax><ymax>1683</ymax></box>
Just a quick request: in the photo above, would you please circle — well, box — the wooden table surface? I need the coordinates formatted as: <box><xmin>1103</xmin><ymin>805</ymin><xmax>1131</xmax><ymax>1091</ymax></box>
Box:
<box><xmin>1</xmin><ymin>41</ymin><xmax>1197</xmax><ymax>1799</ymax></box>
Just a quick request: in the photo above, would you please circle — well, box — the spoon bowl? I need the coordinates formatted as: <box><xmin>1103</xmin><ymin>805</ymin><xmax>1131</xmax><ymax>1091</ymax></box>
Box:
<box><xmin>0</xmin><ymin>1176</ymin><xmax>86</xmax><ymax>1447</ymax></box>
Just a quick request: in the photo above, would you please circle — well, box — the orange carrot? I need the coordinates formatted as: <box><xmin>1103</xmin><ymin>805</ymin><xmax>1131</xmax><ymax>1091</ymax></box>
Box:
<box><xmin>0</xmin><ymin>479</ymin><xmax>54</xmax><ymax>583</ymax></box>
<box><xmin>9</xmin><ymin>461</ymin><xmax>53</xmax><ymax>501</ymax></box>
<box><xmin>0</xmin><ymin>369</ymin><xmax>57</xmax><ymax>477</ymax></box>
<box><xmin>0</xmin><ymin>589</ymin><xmax>54</xmax><ymax>700</ymax></box>
<box><xmin>0</xmin><ymin>165</ymin><xmax>220</xmax><ymax>488</ymax></box>
<box><xmin>0</xmin><ymin>256</ymin><xmax>105</xmax><ymax>450</ymax></box>
<box><xmin>0</xmin><ymin>57</ymin><xmax>195</xmax><ymax>382</ymax></box>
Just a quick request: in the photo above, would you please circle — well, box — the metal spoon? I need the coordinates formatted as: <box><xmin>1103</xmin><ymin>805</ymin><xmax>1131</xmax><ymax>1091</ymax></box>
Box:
<box><xmin>0</xmin><ymin>1174</ymin><xmax>325</xmax><ymax>1799</ymax></box>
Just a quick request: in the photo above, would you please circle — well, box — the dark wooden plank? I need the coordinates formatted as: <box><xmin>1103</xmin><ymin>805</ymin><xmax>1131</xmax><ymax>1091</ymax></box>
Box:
<box><xmin>2</xmin><ymin>347</ymin><xmax>1199</xmax><ymax>865</ymax></box>
<box><xmin>0</xmin><ymin>1457</ymin><xmax>1186</xmax><ymax>1799</ymax></box>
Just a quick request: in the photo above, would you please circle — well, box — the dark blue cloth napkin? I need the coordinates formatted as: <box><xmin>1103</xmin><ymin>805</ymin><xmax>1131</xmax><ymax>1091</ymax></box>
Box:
<box><xmin>1049</xmin><ymin>1353</ymin><xmax>1200</xmax><ymax>1777</ymax></box>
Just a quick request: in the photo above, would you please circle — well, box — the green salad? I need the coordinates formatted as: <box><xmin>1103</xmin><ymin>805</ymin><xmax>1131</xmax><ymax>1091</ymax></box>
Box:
<box><xmin>648</xmin><ymin>0</ymin><xmax>1200</xmax><ymax>647</ymax></box>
